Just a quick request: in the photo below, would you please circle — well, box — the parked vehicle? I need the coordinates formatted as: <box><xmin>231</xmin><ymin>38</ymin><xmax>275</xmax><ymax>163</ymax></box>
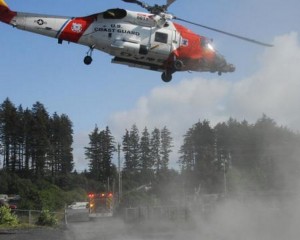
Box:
<box><xmin>8</xmin><ymin>200</ymin><xmax>18</xmax><ymax>209</ymax></box>
<box><xmin>88</xmin><ymin>192</ymin><xmax>114</xmax><ymax>218</ymax></box>
<box><xmin>68</xmin><ymin>202</ymin><xmax>89</xmax><ymax>210</ymax></box>
<box><xmin>0</xmin><ymin>196</ymin><xmax>18</xmax><ymax>209</ymax></box>
<box><xmin>0</xmin><ymin>194</ymin><xmax>8</xmax><ymax>201</ymax></box>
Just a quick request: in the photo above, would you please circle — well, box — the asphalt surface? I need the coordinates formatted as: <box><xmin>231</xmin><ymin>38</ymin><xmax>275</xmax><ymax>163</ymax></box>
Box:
<box><xmin>65</xmin><ymin>218</ymin><xmax>128</xmax><ymax>240</ymax></box>
<box><xmin>0</xmin><ymin>218</ymin><xmax>190</xmax><ymax>240</ymax></box>
<box><xmin>2</xmin><ymin>200</ymin><xmax>299</xmax><ymax>240</ymax></box>
<box><xmin>0</xmin><ymin>227</ymin><xmax>65</xmax><ymax>240</ymax></box>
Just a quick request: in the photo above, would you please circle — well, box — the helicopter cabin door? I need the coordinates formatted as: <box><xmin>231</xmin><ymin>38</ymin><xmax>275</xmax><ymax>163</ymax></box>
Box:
<box><xmin>149</xmin><ymin>28</ymin><xmax>173</xmax><ymax>58</ymax></box>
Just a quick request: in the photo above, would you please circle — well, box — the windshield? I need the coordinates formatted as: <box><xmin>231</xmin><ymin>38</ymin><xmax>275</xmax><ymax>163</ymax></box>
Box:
<box><xmin>102</xmin><ymin>8</ymin><xmax>127</xmax><ymax>19</ymax></box>
<box><xmin>201</xmin><ymin>37</ymin><xmax>215</xmax><ymax>51</ymax></box>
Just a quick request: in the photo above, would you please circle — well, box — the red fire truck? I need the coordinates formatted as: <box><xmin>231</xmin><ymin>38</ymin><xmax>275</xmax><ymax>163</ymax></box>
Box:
<box><xmin>88</xmin><ymin>192</ymin><xmax>114</xmax><ymax>218</ymax></box>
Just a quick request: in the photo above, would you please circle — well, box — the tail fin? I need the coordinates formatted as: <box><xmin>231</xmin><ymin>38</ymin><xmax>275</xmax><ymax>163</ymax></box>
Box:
<box><xmin>0</xmin><ymin>0</ymin><xmax>9</xmax><ymax>8</ymax></box>
<box><xmin>0</xmin><ymin>0</ymin><xmax>16</xmax><ymax>24</ymax></box>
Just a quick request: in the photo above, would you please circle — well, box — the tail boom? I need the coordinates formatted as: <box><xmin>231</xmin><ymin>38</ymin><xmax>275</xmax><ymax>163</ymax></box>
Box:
<box><xmin>0</xmin><ymin>0</ymin><xmax>96</xmax><ymax>45</ymax></box>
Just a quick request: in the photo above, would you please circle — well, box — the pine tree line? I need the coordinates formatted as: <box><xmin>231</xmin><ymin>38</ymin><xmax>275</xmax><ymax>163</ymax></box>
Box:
<box><xmin>0</xmin><ymin>98</ymin><xmax>74</xmax><ymax>178</ymax></box>
<box><xmin>122</xmin><ymin>125</ymin><xmax>173</xmax><ymax>173</ymax></box>
<box><xmin>85</xmin><ymin>116</ymin><xmax>300</xmax><ymax>196</ymax></box>
<box><xmin>2</xmin><ymin>97</ymin><xmax>300</xmax><ymax>197</ymax></box>
<box><xmin>179</xmin><ymin>116</ymin><xmax>300</xmax><ymax>194</ymax></box>
<box><xmin>85</xmin><ymin>124</ymin><xmax>173</xmax><ymax>189</ymax></box>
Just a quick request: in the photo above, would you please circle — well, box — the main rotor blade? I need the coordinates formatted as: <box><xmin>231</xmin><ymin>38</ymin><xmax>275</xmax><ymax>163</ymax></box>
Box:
<box><xmin>122</xmin><ymin>0</ymin><xmax>140</xmax><ymax>3</ymax></box>
<box><xmin>122</xmin><ymin>0</ymin><xmax>153</xmax><ymax>12</ymax></box>
<box><xmin>175</xmin><ymin>17</ymin><xmax>273</xmax><ymax>47</ymax></box>
<box><xmin>166</xmin><ymin>0</ymin><xmax>176</xmax><ymax>8</ymax></box>
<box><xmin>122</xmin><ymin>0</ymin><xmax>145</xmax><ymax>8</ymax></box>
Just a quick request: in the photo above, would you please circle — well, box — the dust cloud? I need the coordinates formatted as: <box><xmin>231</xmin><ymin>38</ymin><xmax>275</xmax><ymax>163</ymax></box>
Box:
<box><xmin>68</xmin><ymin>34</ymin><xmax>300</xmax><ymax>240</ymax></box>
<box><xmin>185</xmin><ymin>196</ymin><xmax>300</xmax><ymax>240</ymax></box>
<box><xmin>174</xmin><ymin>151</ymin><xmax>300</xmax><ymax>240</ymax></box>
<box><xmin>67</xmin><ymin>131</ymin><xmax>300</xmax><ymax>240</ymax></box>
<box><xmin>66</xmin><ymin>186</ymin><xmax>300</xmax><ymax>240</ymax></box>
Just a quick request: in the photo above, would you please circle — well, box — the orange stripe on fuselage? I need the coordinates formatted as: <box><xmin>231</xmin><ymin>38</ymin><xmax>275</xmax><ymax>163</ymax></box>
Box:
<box><xmin>58</xmin><ymin>16</ymin><xmax>95</xmax><ymax>43</ymax></box>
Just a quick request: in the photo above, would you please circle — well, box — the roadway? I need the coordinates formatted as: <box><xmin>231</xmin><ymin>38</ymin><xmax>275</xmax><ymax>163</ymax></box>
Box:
<box><xmin>63</xmin><ymin>216</ymin><xmax>189</xmax><ymax>240</ymax></box>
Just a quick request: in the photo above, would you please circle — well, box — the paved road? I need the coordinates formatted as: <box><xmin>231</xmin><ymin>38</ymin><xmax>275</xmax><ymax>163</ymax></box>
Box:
<box><xmin>64</xmin><ymin>218</ymin><xmax>127</xmax><ymax>240</ymax></box>
<box><xmin>0</xmin><ymin>227</ymin><xmax>65</xmax><ymax>240</ymax></box>
<box><xmin>64</xmin><ymin>217</ymin><xmax>188</xmax><ymax>240</ymax></box>
<box><xmin>0</xmin><ymin>214</ymin><xmax>186</xmax><ymax>240</ymax></box>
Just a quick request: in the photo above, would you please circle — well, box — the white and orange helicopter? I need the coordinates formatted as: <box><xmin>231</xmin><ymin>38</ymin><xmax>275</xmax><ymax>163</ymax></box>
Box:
<box><xmin>0</xmin><ymin>0</ymin><xmax>272</xmax><ymax>82</ymax></box>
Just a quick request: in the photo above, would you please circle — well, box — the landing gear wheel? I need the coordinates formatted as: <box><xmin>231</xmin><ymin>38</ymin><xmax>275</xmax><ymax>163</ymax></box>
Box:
<box><xmin>84</xmin><ymin>44</ymin><xmax>95</xmax><ymax>65</ymax></box>
<box><xmin>161</xmin><ymin>72</ymin><xmax>172</xmax><ymax>82</ymax></box>
<box><xmin>84</xmin><ymin>56</ymin><xmax>93</xmax><ymax>65</ymax></box>
<box><xmin>174</xmin><ymin>60</ymin><xmax>184</xmax><ymax>70</ymax></box>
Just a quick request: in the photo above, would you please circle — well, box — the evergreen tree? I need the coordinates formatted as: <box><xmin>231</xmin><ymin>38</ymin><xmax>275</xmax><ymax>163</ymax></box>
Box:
<box><xmin>85</xmin><ymin>126</ymin><xmax>102</xmax><ymax>181</ymax></box>
<box><xmin>0</xmin><ymin>98</ymin><xmax>18</xmax><ymax>171</ymax></box>
<box><xmin>214</xmin><ymin>122</ymin><xmax>231</xmax><ymax>173</ymax></box>
<box><xmin>225</xmin><ymin>118</ymin><xmax>254</xmax><ymax>170</ymax></box>
<box><xmin>252</xmin><ymin>115</ymin><xmax>285</xmax><ymax>190</ymax></box>
<box><xmin>179</xmin><ymin>120</ymin><xmax>218</xmax><ymax>193</ymax></box>
<box><xmin>150</xmin><ymin>128</ymin><xmax>161</xmax><ymax>173</ymax></box>
<box><xmin>122</xmin><ymin>125</ymin><xmax>140</xmax><ymax>171</ymax></box>
<box><xmin>122</xmin><ymin>129</ymin><xmax>131</xmax><ymax>170</ymax></box>
<box><xmin>15</xmin><ymin>105</ymin><xmax>25</xmax><ymax>172</ymax></box>
<box><xmin>85</xmin><ymin>126</ymin><xmax>116</xmax><ymax>183</ymax></box>
<box><xmin>49</xmin><ymin>113</ymin><xmax>74</xmax><ymax>176</ymax></box>
<box><xmin>59</xmin><ymin>114</ymin><xmax>74</xmax><ymax>174</ymax></box>
<box><xmin>130</xmin><ymin>124</ymin><xmax>140</xmax><ymax>170</ymax></box>
<box><xmin>48</xmin><ymin>113</ymin><xmax>61</xmax><ymax>176</ymax></box>
<box><xmin>140</xmin><ymin>127</ymin><xmax>154</xmax><ymax>184</ymax></box>
<box><xmin>30</xmin><ymin>102</ymin><xmax>50</xmax><ymax>177</ymax></box>
<box><xmin>140</xmin><ymin>127</ymin><xmax>152</xmax><ymax>170</ymax></box>
<box><xmin>160</xmin><ymin>126</ymin><xmax>173</xmax><ymax>171</ymax></box>
<box><xmin>22</xmin><ymin>108</ymin><xmax>33</xmax><ymax>176</ymax></box>
<box><xmin>179</xmin><ymin>127</ymin><xmax>195</xmax><ymax>172</ymax></box>
<box><xmin>0</xmin><ymin>99</ymin><xmax>74</xmax><ymax>179</ymax></box>
<box><xmin>101</xmin><ymin>126</ymin><xmax>116</xmax><ymax>184</ymax></box>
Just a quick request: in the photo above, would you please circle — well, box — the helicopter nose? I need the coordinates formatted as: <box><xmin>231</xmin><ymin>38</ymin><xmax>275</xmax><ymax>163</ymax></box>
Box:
<box><xmin>213</xmin><ymin>53</ymin><xmax>235</xmax><ymax>74</ymax></box>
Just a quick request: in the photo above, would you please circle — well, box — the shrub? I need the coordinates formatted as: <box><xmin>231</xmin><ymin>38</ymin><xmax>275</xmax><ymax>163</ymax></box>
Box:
<box><xmin>0</xmin><ymin>206</ymin><xmax>19</xmax><ymax>227</ymax></box>
<box><xmin>36</xmin><ymin>210</ymin><xmax>58</xmax><ymax>226</ymax></box>
<box><xmin>39</xmin><ymin>185</ymin><xmax>65</xmax><ymax>211</ymax></box>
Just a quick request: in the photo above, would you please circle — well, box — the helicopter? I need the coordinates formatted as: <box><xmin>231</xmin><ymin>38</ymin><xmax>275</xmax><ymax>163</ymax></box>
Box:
<box><xmin>0</xmin><ymin>0</ymin><xmax>272</xmax><ymax>82</ymax></box>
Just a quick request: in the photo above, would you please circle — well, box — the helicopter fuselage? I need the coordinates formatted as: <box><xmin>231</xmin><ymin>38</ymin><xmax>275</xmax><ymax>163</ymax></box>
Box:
<box><xmin>0</xmin><ymin>2</ymin><xmax>235</xmax><ymax>82</ymax></box>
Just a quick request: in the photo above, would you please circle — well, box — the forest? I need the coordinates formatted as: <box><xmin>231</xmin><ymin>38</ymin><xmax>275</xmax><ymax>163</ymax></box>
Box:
<box><xmin>1</xmin><ymin>98</ymin><xmax>300</xmax><ymax>210</ymax></box>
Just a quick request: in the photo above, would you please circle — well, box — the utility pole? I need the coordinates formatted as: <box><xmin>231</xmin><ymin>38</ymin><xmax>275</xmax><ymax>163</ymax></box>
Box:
<box><xmin>118</xmin><ymin>143</ymin><xmax>122</xmax><ymax>204</ymax></box>
<box><xmin>222</xmin><ymin>154</ymin><xmax>228</xmax><ymax>197</ymax></box>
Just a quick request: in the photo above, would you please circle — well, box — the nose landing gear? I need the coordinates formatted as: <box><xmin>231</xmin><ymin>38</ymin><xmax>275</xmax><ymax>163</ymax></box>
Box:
<box><xmin>161</xmin><ymin>71</ymin><xmax>173</xmax><ymax>82</ymax></box>
<box><xmin>84</xmin><ymin>45</ymin><xmax>95</xmax><ymax>65</ymax></box>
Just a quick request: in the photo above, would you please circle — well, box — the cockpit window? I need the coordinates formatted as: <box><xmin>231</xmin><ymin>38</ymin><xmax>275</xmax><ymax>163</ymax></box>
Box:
<box><xmin>155</xmin><ymin>32</ymin><xmax>168</xmax><ymax>44</ymax></box>
<box><xmin>103</xmin><ymin>9</ymin><xmax>127</xmax><ymax>19</ymax></box>
<box><xmin>201</xmin><ymin>38</ymin><xmax>215</xmax><ymax>51</ymax></box>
